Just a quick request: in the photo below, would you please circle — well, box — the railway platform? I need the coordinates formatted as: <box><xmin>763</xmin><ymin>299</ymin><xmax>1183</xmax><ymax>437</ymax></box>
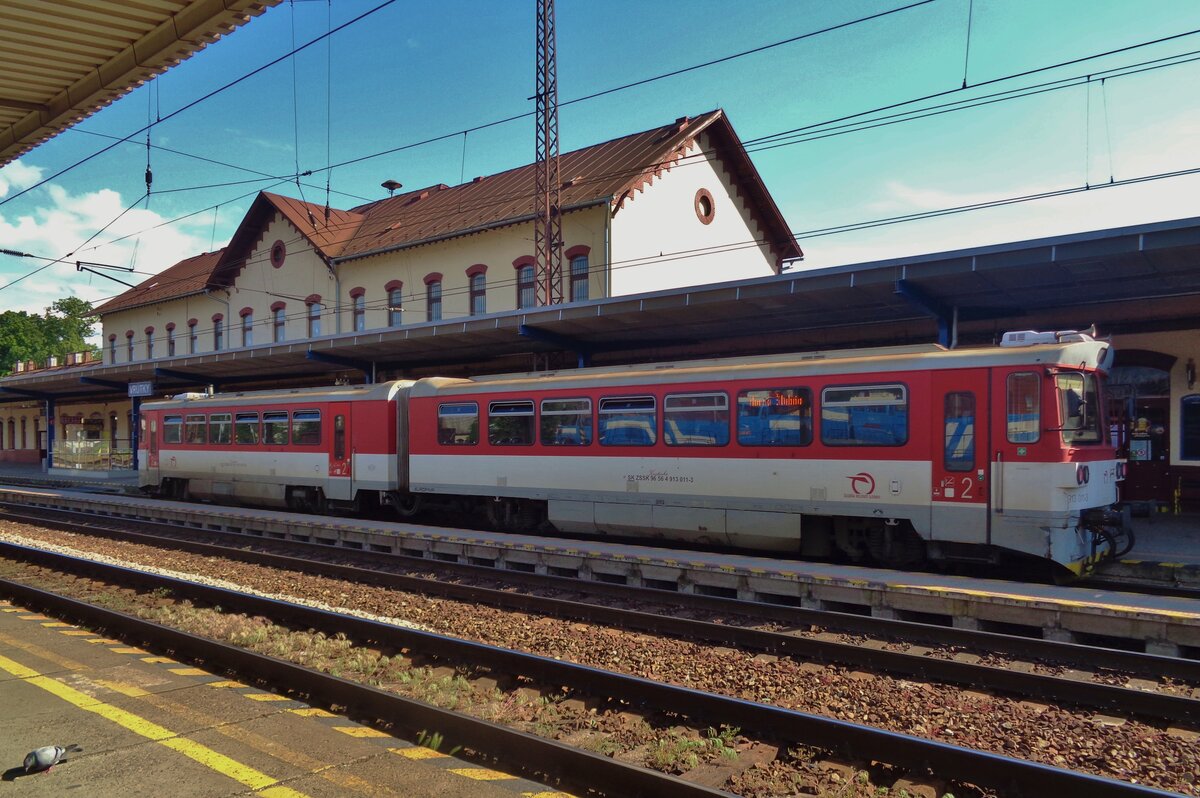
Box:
<box><xmin>0</xmin><ymin>595</ymin><xmax>566</xmax><ymax>797</ymax></box>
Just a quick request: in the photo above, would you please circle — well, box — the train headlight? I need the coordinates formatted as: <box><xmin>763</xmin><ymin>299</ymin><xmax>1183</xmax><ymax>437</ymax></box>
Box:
<box><xmin>1116</xmin><ymin>462</ymin><xmax>1126</xmax><ymax>481</ymax></box>
<box><xmin>1076</xmin><ymin>464</ymin><xmax>1090</xmax><ymax>485</ymax></box>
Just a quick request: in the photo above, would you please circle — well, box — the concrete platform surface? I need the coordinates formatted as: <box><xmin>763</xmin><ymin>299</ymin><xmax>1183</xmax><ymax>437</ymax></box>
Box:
<box><xmin>0</xmin><ymin>599</ymin><xmax>567</xmax><ymax>797</ymax></box>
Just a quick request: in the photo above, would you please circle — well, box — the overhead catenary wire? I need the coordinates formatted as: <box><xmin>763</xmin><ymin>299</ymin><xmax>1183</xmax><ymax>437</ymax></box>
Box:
<box><xmin>68</xmin><ymin>42</ymin><xmax>1200</xmax><ymax>268</ymax></box>
<box><xmin>9</xmin><ymin>9</ymin><xmax>1200</xmax><ymax>317</ymax></box>
<box><xmin>0</xmin><ymin>0</ymin><xmax>398</xmax><ymax>210</ymax></box>
<box><xmin>26</xmin><ymin>13</ymin><xmax>1200</xmax><ymax>269</ymax></box>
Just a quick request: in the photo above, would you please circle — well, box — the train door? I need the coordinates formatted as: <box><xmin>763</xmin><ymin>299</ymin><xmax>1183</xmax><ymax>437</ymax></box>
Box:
<box><xmin>328</xmin><ymin>403</ymin><xmax>351</xmax><ymax>477</ymax></box>
<box><xmin>146</xmin><ymin>414</ymin><xmax>158</xmax><ymax>469</ymax></box>
<box><xmin>929</xmin><ymin>370</ymin><xmax>990</xmax><ymax>545</ymax></box>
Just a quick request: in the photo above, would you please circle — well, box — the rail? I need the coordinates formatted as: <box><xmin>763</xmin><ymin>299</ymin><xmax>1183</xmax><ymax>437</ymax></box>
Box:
<box><xmin>0</xmin><ymin>540</ymin><xmax>1179</xmax><ymax>798</ymax></box>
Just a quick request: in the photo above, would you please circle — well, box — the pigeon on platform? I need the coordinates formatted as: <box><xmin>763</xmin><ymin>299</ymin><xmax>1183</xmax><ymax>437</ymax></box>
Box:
<box><xmin>23</xmin><ymin>744</ymin><xmax>81</xmax><ymax>773</ymax></box>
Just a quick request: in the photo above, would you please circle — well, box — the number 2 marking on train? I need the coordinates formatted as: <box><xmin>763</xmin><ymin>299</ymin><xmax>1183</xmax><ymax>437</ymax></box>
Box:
<box><xmin>960</xmin><ymin>477</ymin><xmax>974</xmax><ymax>500</ymax></box>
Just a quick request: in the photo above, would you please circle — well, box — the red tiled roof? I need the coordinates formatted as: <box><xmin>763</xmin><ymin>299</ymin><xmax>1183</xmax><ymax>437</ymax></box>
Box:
<box><xmin>93</xmin><ymin>249</ymin><xmax>225</xmax><ymax>315</ymax></box>
<box><xmin>98</xmin><ymin>110</ymin><xmax>799</xmax><ymax>316</ymax></box>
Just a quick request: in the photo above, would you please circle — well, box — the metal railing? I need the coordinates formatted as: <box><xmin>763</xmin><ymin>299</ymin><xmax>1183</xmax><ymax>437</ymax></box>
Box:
<box><xmin>51</xmin><ymin>439</ymin><xmax>133</xmax><ymax>471</ymax></box>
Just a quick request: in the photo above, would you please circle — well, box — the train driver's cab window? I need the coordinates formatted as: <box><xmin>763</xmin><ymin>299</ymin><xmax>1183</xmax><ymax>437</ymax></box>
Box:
<box><xmin>944</xmin><ymin>393</ymin><xmax>975</xmax><ymax>471</ymax></box>
<box><xmin>1056</xmin><ymin>372</ymin><xmax>1102</xmax><ymax>444</ymax></box>
<box><xmin>598</xmin><ymin>396</ymin><xmax>656</xmax><ymax>446</ymax></box>
<box><xmin>664</xmin><ymin>393</ymin><xmax>729</xmax><ymax>446</ymax></box>
<box><xmin>821</xmin><ymin>385</ymin><xmax>908</xmax><ymax>446</ymax></box>
<box><xmin>488</xmin><ymin>401</ymin><xmax>535</xmax><ymax>445</ymax></box>
<box><xmin>291</xmin><ymin>410</ymin><xmax>321</xmax><ymax>445</ymax></box>
<box><xmin>1006</xmin><ymin>372</ymin><xmax>1041</xmax><ymax>443</ymax></box>
<box><xmin>163</xmin><ymin>415</ymin><xmax>183</xmax><ymax>444</ymax></box>
<box><xmin>438</xmin><ymin>402</ymin><xmax>478</xmax><ymax>445</ymax></box>
<box><xmin>209</xmin><ymin>413</ymin><xmax>232</xmax><ymax>445</ymax></box>
<box><xmin>541</xmin><ymin>398</ymin><xmax>592</xmax><ymax>445</ymax></box>
<box><xmin>737</xmin><ymin>388</ymin><xmax>811</xmax><ymax>446</ymax></box>
<box><xmin>234</xmin><ymin>412</ymin><xmax>260</xmax><ymax>445</ymax></box>
<box><xmin>263</xmin><ymin>411</ymin><xmax>289</xmax><ymax>445</ymax></box>
<box><xmin>185</xmin><ymin>414</ymin><xmax>207</xmax><ymax>445</ymax></box>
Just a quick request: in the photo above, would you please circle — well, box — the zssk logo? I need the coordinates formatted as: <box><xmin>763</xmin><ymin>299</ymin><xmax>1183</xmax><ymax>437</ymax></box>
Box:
<box><xmin>847</xmin><ymin>472</ymin><xmax>876</xmax><ymax>496</ymax></box>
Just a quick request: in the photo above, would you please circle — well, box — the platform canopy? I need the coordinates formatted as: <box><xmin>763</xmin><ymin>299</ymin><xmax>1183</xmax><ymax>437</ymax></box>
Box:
<box><xmin>0</xmin><ymin>0</ymin><xmax>279</xmax><ymax>168</ymax></box>
<box><xmin>3</xmin><ymin>215</ymin><xmax>1200</xmax><ymax>405</ymax></box>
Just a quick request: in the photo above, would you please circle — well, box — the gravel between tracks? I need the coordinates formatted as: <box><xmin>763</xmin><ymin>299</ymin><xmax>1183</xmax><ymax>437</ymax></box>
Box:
<box><xmin>2</xmin><ymin>520</ymin><xmax>1198</xmax><ymax>795</ymax></box>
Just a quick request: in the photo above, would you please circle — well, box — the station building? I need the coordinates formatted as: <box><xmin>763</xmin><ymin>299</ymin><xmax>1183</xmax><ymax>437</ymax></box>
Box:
<box><xmin>0</xmin><ymin>109</ymin><xmax>799</xmax><ymax>466</ymax></box>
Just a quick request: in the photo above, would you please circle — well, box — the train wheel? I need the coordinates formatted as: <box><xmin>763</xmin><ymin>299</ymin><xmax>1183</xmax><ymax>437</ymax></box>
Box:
<box><xmin>392</xmin><ymin>492</ymin><xmax>422</xmax><ymax>518</ymax></box>
<box><xmin>307</xmin><ymin>489</ymin><xmax>327</xmax><ymax>515</ymax></box>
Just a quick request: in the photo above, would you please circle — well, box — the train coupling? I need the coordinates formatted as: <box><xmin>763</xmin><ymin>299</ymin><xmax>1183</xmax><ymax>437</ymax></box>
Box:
<box><xmin>1082</xmin><ymin>505</ymin><xmax>1135</xmax><ymax>559</ymax></box>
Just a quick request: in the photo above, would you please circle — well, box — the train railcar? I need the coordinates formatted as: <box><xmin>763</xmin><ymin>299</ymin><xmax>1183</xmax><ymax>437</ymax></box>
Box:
<box><xmin>402</xmin><ymin>332</ymin><xmax>1127</xmax><ymax>575</ymax></box>
<box><xmin>139</xmin><ymin>381</ymin><xmax>413</xmax><ymax>512</ymax></box>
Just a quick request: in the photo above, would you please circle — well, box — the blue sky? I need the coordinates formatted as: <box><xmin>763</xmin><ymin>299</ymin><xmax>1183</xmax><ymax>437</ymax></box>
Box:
<box><xmin>1</xmin><ymin>0</ymin><xmax>1199</xmax><ymax>316</ymax></box>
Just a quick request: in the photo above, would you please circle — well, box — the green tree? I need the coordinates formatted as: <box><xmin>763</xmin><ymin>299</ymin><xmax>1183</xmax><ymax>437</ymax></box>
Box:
<box><xmin>0</xmin><ymin>297</ymin><xmax>97</xmax><ymax>376</ymax></box>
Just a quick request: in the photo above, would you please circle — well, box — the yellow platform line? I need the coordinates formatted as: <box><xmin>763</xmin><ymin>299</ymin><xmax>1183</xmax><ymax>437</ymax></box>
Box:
<box><xmin>333</xmin><ymin>726</ymin><xmax>391</xmax><ymax>738</ymax></box>
<box><xmin>0</xmin><ymin>652</ymin><xmax>309</xmax><ymax>797</ymax></box>
<box><xmin>390</xmin><ymin>747</ymin><xmax>448</xmax><ymax>760</ymax></box>
<box><xmin>450</xmin><ymin>767</ymin><xmax>517</xmax><ymax>781</ymax></box>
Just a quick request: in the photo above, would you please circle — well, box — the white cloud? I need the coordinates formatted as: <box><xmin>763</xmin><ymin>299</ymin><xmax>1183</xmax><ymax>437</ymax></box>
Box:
<box><xmin>0</xmin><ymin>182</ymin><xmax>212</xmax><ymax>335</ymax></box>
<box><xmin>0</xmin><ymin>160</ymin><xmax>44</xmax><ymax>198</ymax></box>
<box><xmin>797</xmin><ymin>171</ymin><xmax>1200</xmax><ymax>271</ymax></box>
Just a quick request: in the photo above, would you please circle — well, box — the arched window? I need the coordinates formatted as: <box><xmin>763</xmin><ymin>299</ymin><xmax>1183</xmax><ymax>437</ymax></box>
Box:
<box><xmin>385</xmin><ymin>280</ymin><xmax>404</xmax><ymax>327</ymax></box>
<box><xmin>566</xmin><ymin>246</ymin><xmax>590</xmax><ymax>302</ymax></box>
<box><xmin>271</xmin><ymin>302</ymin><xmax>286</xmax><ymax>342</ymax></box>
<box><xmin>166</xmin><ymin>323</ymin><xmax>176</xmax><ymax>356</ymax></box>
<box><xmin>350</xmin><ymin>288</ymin><xmax>366</xmax><ymax>331</ymax></box>
<box><xmin>108</xmin><ymin>334</ymin><xmax>117</xmax><ymax>364</ymax></box>
<box><xmin>20</xmin><ymin>417</ymin><xmax>26</xmax><ymax>449</ymax></box>
<box><xmin>240</xmin><ymin>308</ymin><xmax>253</xmax><ymax>347</ymax></box>
<box><xmin>212</xmin><ymin>314</ymin><xmax>224</xmax><ymax>351</ymax></box>
<box><xmin>188</xmin><ymin>319</ymin><xmax>198</xmax><ymax>354</ymax></box>
<box><xmin>467</xmin><ymin>265</ymin><xmax>487</xmax><ymax>316</ymax></box>
<box><xmin>125</xmin><ymin>330</ymin><xmax>134</xmax><ymax>362</ymax></box>
<box><xmin>145</xmin><ymin>326</ymin><xmax>155</xmax><ymax>359</ymax></box>
<box><xmin>6</xmin><ymin>419</ymin><xmax>13</xmax><ymax>450</ymax></box>
<box><xmin>424</xmin><ymin>274</ymin><xmax>442</xmax><ymax>322</ymax></box>
<box><xmin>306</xmin><ymin>296</ymin><xmax>323</xmax><ymax>337</ymax></box>
<box><xmin>514</xmin><ymin>257</ymin><xmax>536</xmax><ymax>309</ymax></box>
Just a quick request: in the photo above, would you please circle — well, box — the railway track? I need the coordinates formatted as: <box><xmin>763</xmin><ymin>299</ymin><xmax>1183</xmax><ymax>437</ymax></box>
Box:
<box><xmin>5</xmin><ymin>501</ymin><xmax>1200</xmax><ymax>716</ymax></box>
<box><xmin>0</xmin><ymin>539</ymin><xmax>1183</xmax><ymax>798</ymax></box>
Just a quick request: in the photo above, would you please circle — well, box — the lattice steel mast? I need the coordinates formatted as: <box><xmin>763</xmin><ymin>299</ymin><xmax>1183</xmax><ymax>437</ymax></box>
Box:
<box><xmin>534</xmin><ymin>0</ymin><xmax>563</xmax><ymax>306</ymax></box>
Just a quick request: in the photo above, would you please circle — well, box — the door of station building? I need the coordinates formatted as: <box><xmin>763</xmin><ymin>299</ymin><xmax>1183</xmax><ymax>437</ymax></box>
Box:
<box><xmin>930</xmin><ymin>370</ymin><xmax>991</xmax><ymax>544</ymax></box>
<box><xmin>328</xmin><ymin>403</ymin><xmax>351</xmax><ymax>477</ymax></box>
<box><xmin>1121</xmin><ymin>396</ymin><xmax>1170</xmax><ymax>503</ymax></box>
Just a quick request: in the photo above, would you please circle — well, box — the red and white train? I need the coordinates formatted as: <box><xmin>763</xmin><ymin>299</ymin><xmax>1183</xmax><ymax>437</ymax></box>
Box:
<box><xmin>139</xmin><ymin>330</ymin><xmax>1129</xmax><ymax>575</ymax></box>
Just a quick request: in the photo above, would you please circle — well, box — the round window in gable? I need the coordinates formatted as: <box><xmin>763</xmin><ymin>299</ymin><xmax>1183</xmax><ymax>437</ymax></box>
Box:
<box><xmin>694</xmin><ymin>188</ymin><xmax>715</xmax><ymax>225</ymax></box>
<box><xmin>270</xmin><ymin>240</ymin><xmax>287</xmax><ymax>268</ymax></box>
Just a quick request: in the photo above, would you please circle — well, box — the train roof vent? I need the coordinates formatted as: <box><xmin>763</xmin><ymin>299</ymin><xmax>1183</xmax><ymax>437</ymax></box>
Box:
<box><xmin>1000</xmin><ymin>329</ymin><xmax>1096</xmax><ymax>347</ymax></box>
<box><xmin>171</xmin><ymin>392</ymin><xmax>209</xmax><ymax>400</ymax></box>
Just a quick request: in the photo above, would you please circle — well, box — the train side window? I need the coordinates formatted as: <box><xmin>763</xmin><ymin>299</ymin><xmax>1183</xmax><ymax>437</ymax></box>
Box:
<box><xmin>438</xmin><ymin>402</ymin><xmax>478</xmax><ymax>445</ymax></box>
<box><xmin>185</xmin><ymin>414</ymin><xmax>207</xmax><ymax>445</ymax></box>
<box><xmin>292</xmin><ymin>410</ymin><xmax>321</xmax><ymax>445</ymax></box>
<box><xmin>1006</xmin><ymin>372</ymin><xmax>1041</xmax><ymax>443</ymax></box>
<box><xmin>540</xmin><ymin>398</ymin><xmax>592</xmax><ymax>446</ymax></box>
<box><xmin>234</xmin><ymin>412</ymin><xmax>260</xmax><ymax>445</ymax></box>
<box><xmin>488</xmin><ymin>400</ymin><xmax>535</xmax><ymax>445</ymax></box>
<box><xmin>263</xmin><ymin>411</ymin><xmax>289</xmax><ymax>445</ymax></box>
<box><xmin>664</xmin><ymin>393</ymin><xmax>728</xmax><ymax>446</ymax></box>
<box><xmin>944</xmin><ymin>392</ymin><xmax>975</xmax><ymax>471</ymax></box>
<box><xmin>598</xmin><ymin>396</ymin><xmax>656</xmax><ymax>446</ymax></box>
<box><xmin>209</xmin><ymin>413</ymin><xmax>232</xmax><ymax>445</ymax></box>
<box><xmin>163</xmin><ymin>415</ymin><xmax>183</xmax><ymax>444</ymax></box>
<box><xmin>333</xmin><ymin>414</ymin><xmax>346</xmax><ymax>460</ymax></box>
<box><xmin>737</xmin><ymin>388</ymin><xmax>811</xmax><ymax>446</ymax></box>
<box><xmin>821</xmin><ymin>384</ymin><xmax>908</xmax><ymax>446</ymax></box>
